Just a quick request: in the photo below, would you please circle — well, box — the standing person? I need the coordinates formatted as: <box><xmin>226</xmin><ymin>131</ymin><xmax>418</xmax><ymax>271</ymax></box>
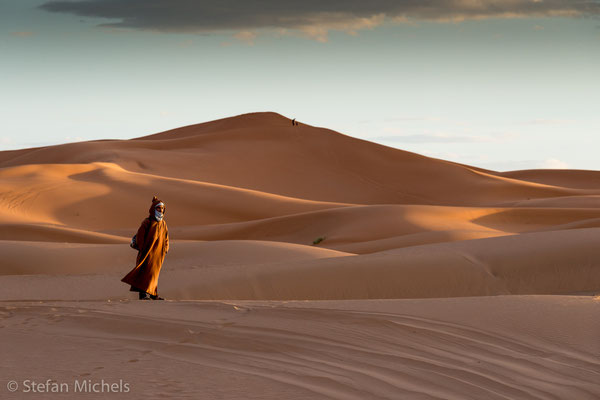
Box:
<box><xmin>122</xmin><ymin>196</ymin><xmax>169</xmax><ymax>300</ymax></box>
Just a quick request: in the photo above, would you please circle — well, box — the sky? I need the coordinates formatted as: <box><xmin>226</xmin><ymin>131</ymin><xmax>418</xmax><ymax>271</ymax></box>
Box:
<box><xmin>1</xmin><ymin>0</ymin><xmax>599</xmax><ymax>171</ymax></box>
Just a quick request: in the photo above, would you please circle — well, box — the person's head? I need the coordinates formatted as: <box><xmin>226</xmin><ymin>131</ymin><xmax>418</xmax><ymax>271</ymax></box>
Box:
<box><xmin>149</xmin><ymin>196</ymin><xmax>166</xmax><ymax>221</ymax></box>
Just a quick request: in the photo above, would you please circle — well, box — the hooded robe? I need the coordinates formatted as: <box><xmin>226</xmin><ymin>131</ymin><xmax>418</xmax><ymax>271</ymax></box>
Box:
<box><xmin>121</xmin><ymin>196</ymin><xmax>169</xmax><ymax>296</ymax></box>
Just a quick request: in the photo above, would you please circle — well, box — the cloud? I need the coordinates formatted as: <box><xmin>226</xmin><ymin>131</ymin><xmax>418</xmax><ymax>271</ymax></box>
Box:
<box><xmin>521</xmin><ymin>118</ymin><xmax>575</xmax><ymax>125</ymax></box>
<box><xmin>64</xmin><ymin>136</ymin><xmax>85</xmax><ymax>143</ymax></box>
<box><xmin>39</xmin><ymin>0</ymin><xmax>600</xmax><ymax>41</ymax></box>
<box><xmin>233</xmin><ymin>30</ymin><xmax>257</xmax><ymax>45</ymax></box>
<box><xmin>373</xmin><ymin>130</ymin><xmax>518</xmax><ymax>144</ymax></box>
<box><xmin>177</xmin><ymin>38</ymin><xmax>194</xmax><ymax>48</ymax></box>
<box><xmin>374</xmin><ymin>133</ymin><xmax>491</xmax><ymax>143</ymax></box>
<box><xmin>383</xmin><ymin>116</ymin><xmax>440</xmax><ymax>122</ymax></box>
<box><xmin>10</xmin><ymin>31</ymin><xmax>34</xmax><ymax>37</ymax></box>
<box><xmin>539</xmin><ymin>158</ymin><xmax>570</xmax><ymax>169</ymax></box>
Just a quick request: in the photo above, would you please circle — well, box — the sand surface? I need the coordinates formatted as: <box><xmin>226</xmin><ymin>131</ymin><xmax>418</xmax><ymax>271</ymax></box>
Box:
<box><xmin>1</xmin><ymin>112</ymin><xmax>599</xmax><ymax>399</ymax></box>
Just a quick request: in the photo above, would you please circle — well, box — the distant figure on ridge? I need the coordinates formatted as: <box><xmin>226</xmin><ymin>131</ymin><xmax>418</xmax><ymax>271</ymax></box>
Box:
<box><xmin>122</xmin><ymin>196</ymin><xmax>169</xmax><ymax>300</ymax></box>
<box><xmin>292</xmin><ymin>118</ymin><xmax>296</xmax><ymax>126</ymax></box>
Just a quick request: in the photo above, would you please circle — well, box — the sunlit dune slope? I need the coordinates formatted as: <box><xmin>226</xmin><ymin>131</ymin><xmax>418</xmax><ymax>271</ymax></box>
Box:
<box><xmin>169</xmin><ymin>204</ymin><xmax>600</xmax><ymax>252</ymax></box>
<box><xmin>0</xmin><ymin>162</ymin><xmax>350</xmax><ymax>230</ymax></box>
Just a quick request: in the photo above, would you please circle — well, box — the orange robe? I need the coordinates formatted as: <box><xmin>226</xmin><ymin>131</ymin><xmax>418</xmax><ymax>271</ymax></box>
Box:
<box><xmin>121</xmin><ymin>217</ymin><xmax>169</xmax><ymax>296</ymax></box>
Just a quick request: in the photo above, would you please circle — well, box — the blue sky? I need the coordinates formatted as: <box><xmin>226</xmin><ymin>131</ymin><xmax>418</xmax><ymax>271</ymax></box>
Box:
<box><xmin>1</xmin><ymin>0</ymin><xmax>599</xmax><ymax>171</ymax></box>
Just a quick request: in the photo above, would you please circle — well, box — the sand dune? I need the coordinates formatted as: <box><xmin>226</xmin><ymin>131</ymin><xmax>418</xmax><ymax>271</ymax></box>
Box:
<box><xmin>0</xmin><ymin>224</ymin><xmax>128</xmax><ymax>244</ymax></box>
<box><xmin>0</xmin><ymin>240</ymin><xmax>351</xmax><ymax>277</ymax></box>
<box><xmin>162</xmin><ymin>227</ymin><xmax>600</xmax><ymax>301</ymax></box>
<box><xmin>503</xmin><ymin>195</ymin><xmax>600</xmax><ymax>208</ymax></box>
<box><xmin>2</xmin><ymin>222</ymin><xmax>598</xmax><ymax>302</ymax></box>
<box><xmin>0</xmin><ymin>162</ymin><xmax>350</xmax><ymax>230</ymax></box>
<box><xmin>502</xmin><ymin>169</ymin><xmax>600</xmax><ymax>189</ymax></box>
<box><xmin>169</xmin><ymin>204</ymin><xmax>600</xmax><ymax>250</ymax></box>
<box><xmin>1</xmin><ymin>296</ymin><xmax>598</xmax><ymax>399</ymax></box>
<box><xmin>0</xmin><ymin>113</ymin><xmax>585</xmax><ymax>207</ymax></box>
<box><xmin>1</xmin><ymin>112</ymin><xmax>599</xmax><ymax>399</ymax></box>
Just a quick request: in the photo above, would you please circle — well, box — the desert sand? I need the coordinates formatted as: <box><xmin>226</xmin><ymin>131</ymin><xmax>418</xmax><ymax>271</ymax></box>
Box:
<box><xmin>1</xmin><ymin>112</ymin><xmax>598</xmax><ymax>399</ymax></box>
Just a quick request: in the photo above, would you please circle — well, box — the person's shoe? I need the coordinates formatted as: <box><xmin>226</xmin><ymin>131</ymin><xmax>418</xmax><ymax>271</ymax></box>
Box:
<box><xmin>139</xmin><ymin>292</ymin><xmax>150</xmax><ymax>300</ymax></box>
<box><xmin>150</xmin><ymin>294</ymin><xmax>164</xmax><ymax>300</ymax></box>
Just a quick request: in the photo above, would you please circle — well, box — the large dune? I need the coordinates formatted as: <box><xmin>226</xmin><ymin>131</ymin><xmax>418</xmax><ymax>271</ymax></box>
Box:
<box><xmin>1</xmin><ymin>112</ymin><xmax>598</xmax><ymax>399</ymax></box>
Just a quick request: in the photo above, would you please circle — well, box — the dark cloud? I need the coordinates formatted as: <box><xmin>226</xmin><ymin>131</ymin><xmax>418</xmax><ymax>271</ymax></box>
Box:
<box><xmin>39</xmin><ymin>0</ymin><xmax>600</xmax><ymax>40</ymax></box>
